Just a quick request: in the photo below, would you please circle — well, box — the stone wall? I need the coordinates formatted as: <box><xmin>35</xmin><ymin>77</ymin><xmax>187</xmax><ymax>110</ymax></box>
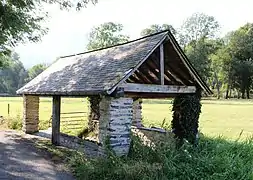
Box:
<box><xmin>99</xmin><ymin>97</ymin><xmax>133</xmax><ymax>156</ymax></box>
<box><xmin>132</xmin><ymin>99</ymin><xmax>142</xmax><ymax>127</ymax></box>
<box><xmin>132</xmin><ymin>126</ymin><xmax>175</xmax><ymax>147</ymax></box>
<box><xmin>87</xmin><ymin>96</ymin><xmax>101</xmax><ymax>138</ymax></box>
<box><xmin>60</xmin><ymin>133</ymin><xmax>103</xmax><ymax>157</ymax></box>
<box><xmin>23</xmin><ymin>95</ymin><xmax>39</xmax><ymax>134</ymax></box>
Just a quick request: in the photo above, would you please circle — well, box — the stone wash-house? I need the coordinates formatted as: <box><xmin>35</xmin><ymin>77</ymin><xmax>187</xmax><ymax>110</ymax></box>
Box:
<box><xmin>17</xmin><ymin>30</ymin><xmax>211</xmax><ymax>156</ymax></box>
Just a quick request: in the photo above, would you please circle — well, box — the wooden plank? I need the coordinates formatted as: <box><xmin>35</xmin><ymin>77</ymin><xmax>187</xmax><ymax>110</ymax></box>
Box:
<box><xmin>160</xmin><ymin>44</ymin><xmax>165</xmax><ymax>85</ymax></box>
<box><xmin>129</xmin><ymin>74</ymin><xmax>145</xmax><ymax>84</ymax></box>
<box><xmin>52</xmin><ymin>96</ymin><xmax>61</xmax><ymax>145</ymax></box>
<box><xmin>61</xmin><ymin>112</ymin><xmax>86</xmax><ymax>115</ymax></box>
<box><xmin>139</xmin><ymin>63</ymin><xmax>160</xmax><ymax>83</ymax></box>
<box><xmin>135</xmin><ymin>70</ymin><xmax>153</xmax><ymax>84</ymax></box>
<box><xmin>125</xmin><ymin>92</ymin><xmax>181</xmax><ymax>98</ymax></box>
<box><xmin>120</xmin><ymin>83</ymin><xmax>196</xmax><ymax>94</ymax></box>
<box><xmin>61</xmin><ymin>123</ymin><xmax>83</xmax><ymax>126</ymax></box>
<box><xmin>61</xmin><ymin>116</ymin><xmax>85</xmax><ymax>119</ymax></box>
<box><xmin>146</xmin><ymin>59</ymin><xmax>171</xmax><ymax>85</ymax></box>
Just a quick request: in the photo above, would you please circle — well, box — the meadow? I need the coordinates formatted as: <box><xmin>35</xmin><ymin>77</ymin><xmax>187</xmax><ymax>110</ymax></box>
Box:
<box><xmin>2</xmin><ymin>97</ymin><xmax>253</xmax><ymax>179</ymax></box>
<box><xmin>1</xmin><ymin>97</ymin><xmax>253</xmax><ymax>139</ymax></box>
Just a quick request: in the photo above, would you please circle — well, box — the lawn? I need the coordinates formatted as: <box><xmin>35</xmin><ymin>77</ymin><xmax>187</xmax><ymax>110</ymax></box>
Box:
<box><xmin>1</xmin><ymin>97</ymin><xmax>253</xmax><ymax>139</ymax></box>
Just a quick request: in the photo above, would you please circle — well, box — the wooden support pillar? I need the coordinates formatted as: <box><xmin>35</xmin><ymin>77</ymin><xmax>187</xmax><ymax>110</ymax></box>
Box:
<box><xmin>52</xmin><ymin>96</ymin><xmax>61</xmax><ymax>145</ymax></box>
<box><xmin>160</xmin><ymin>44</ymin><xmax>164</xmax><ymax>85</ymax></box>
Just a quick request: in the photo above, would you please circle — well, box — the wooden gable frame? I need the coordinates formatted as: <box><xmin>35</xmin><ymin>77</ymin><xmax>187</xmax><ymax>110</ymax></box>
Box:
<box><xmin>107</xmin><ymin>32</ymin><xmax>212</xmax><ymax>98</ymax></box>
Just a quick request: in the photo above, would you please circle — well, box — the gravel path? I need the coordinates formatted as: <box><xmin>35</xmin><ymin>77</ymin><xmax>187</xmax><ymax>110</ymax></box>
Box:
<box><xmin>0</xmin><ymin>130</ymin><xmax>75</xmax><ymax>180</ymax></box>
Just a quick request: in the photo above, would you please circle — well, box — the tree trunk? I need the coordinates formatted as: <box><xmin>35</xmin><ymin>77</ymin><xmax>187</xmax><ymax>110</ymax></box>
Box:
<box><xmin>241</xmin><ymin>87</ymin><xmax>246</xmax><ymax>99</ymax></box>
<box><xmin>214</xmin><ymin>72</ymin><xmax>220</xmax><ymax>99</ymax></box>
<box><xmin>229</xmin><ymin>88</ymin><xmax>232</xmax><ymax>98</ymax></box>
<box><xmin>225</xmin><ymin>84</ymin><xmax>230</xmax><ymax>99</ymax></box>
<box><xmin>246</xmin><ymin>87</ymin><xmax>250</xmax><ymax>99</ymax></box>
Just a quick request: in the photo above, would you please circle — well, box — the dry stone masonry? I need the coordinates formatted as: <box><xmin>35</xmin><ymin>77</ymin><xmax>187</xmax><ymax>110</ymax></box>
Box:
<box><xmin>132</xmin><ymin>98</ymin><xmax>142</xmax><ymax>127</ymax></box>
<box><xmin>87</xmin><ymin>96</ymin><xmax>101</xmax><ymax>137</ymax></box>
<box><xmin>23</xmin><ymin>95</ymin><xmax>39</xmax><ymax>133</ymax></box>
<box><xmin>99</xmin><ymin>97</ymin><xmax>133</xmax><ymax>156</ymax></box>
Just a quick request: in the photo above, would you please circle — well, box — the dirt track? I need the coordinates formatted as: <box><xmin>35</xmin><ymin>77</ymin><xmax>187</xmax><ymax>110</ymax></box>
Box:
<box><xmin>0</xmin><ymin>130</ymin><xmax>75</xmax><ymax>180</ymax></box>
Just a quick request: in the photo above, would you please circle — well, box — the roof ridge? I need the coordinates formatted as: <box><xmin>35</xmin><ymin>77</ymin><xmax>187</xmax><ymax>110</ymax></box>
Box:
<box><xmin>60</xmin><ymin>30</ymin><xmax>169</xmax><ymax>59</ymax></box>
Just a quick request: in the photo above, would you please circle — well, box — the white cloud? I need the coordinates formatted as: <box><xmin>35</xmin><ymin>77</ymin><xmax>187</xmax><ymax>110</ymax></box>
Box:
<box><xmin>15</xmin><ymin>0</ymin><xmax>253</xmax><ymax>68</ymax></box>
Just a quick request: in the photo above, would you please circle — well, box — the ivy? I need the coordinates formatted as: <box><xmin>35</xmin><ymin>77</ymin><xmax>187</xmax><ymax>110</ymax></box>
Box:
<box><xmin>171</xmin><ymin>89</ymin><xmax>202</xmax><ymax>146</ymax></box>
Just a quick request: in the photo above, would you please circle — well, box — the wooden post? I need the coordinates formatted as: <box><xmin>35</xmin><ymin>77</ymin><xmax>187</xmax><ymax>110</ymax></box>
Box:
<box><xmin>160</xmin><ymin>44</ymin><xmax>164</xmax><ymax>85</ymax></box>
<box><xmin>7</xmin><ymin>104</ymin><xmax>10</xmax><ymax>116</ymax></box>
<box><xmin>52</xmin><ymin>96</ymin><xmax>61</xmax><ymax>145</ymax></box>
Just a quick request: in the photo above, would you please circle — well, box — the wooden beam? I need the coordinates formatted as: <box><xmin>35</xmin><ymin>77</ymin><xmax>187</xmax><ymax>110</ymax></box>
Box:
<box><xmin>150</xmin><ymin>54</ymin><xmax>180</xmax><ymax>85</ymax></box>
<box><xmin>125</xmin><ymin>92</ymin><xmax>180</xmax><ymax>99</ymax></box>
<box><xmin>131</xmin><ymin>74</ymin><xmax>145</xmax><ymax>84</ymax></box>
<box><xmin>126</xmin><ymin>76</ymin><xmax>135</xmax><ymax>83</ymax></box>
<box><xmin>146</xmin><ymin>59</ymin><xmax>172</xmax><ymax>84</ymax></box>
<box><xmin>120</xmin><ymin>83</ymin><xmax>196</xmax><ymax>94</ymax></box>
<box><xmin>135</xmin><ymin>70</ymin><xmax>153</xmax><ymax>84</ymax></box>
<box><xmin>139</xmin><ymin>63</ymin><xmax>160</xmax><ymax>83</ymax></box>
<box><xmin>160</xmin><ymin>44</ymin><xmax>165</xmax><ymax>85</ymax></box>
<box><xmin>52</xmin><ymin>95</ymin><xmax>61</xmax><ymax>145</ymax></box>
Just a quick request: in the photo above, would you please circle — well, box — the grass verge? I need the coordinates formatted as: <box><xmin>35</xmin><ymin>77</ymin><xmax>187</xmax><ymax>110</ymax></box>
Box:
<box><xmin>35</xmin><ymin>135</ymin><xmax>253</xmax><ymax>180</ymax></box>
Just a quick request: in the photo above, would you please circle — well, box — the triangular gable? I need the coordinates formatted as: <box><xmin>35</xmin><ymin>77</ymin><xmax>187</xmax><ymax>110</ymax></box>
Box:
<box><xmin>108</xmin><ymin>32</ymin><xmax>212</xmax><ymax>95</ymax></box>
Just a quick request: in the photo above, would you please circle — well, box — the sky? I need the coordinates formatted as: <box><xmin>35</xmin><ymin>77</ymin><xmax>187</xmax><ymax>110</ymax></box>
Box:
<box><xmin>15</xmin><ymin>0</ymin><xmax>253</xmax><ymax>68</ymax></box>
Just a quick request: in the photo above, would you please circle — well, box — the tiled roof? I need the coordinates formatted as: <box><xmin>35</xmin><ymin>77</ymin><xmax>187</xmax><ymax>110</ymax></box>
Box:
<box><xmin>17</xmin><ymin>32</ymin><xmax>167</xmax><ymax>95</ymax></box>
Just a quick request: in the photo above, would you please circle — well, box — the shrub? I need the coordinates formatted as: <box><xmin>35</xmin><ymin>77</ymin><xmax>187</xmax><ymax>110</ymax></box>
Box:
<box><xmin>7</xmin><ymin>114</ymin><xmax>22</xmax><ymax>130</ymax></box>
<box><xmin>68</xmin><ymin>135</ymin><xmax>253</xmax><ymax>180</ymax></box>
<box><xmin>172</xmin><ymin>90</ymin><xmax>202</xmax><ymax>145</ymax></box>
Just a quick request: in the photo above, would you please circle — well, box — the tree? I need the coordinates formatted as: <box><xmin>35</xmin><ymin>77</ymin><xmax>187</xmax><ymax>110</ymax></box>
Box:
<box><xmin>226</xmin><ymin>23</ymin><xmax>253</xmax><ymax>99</ymax></box>
<box><xmin>87</xmin><ymin>22</ymin><xmax>129</xmax><ymax>50</ymax></box>
<box><xmin>26</xmin><ymin>64</ymin><xmax>47</xmax><ymax>82</ymax></box>
<box><xmin>0</xmin><ymin>52</ymin><xmax>27</xmax><ymax>94</ymax></box>
<box><xmin>140</xmin><ymin>24</ymin><xmax>177</xmax><ymax>36</ymax></box>
<box><xmin>209</xmin><ymin>43</ymin><xmax>231</xmax><ymax>99</ymax></box>
<box><xmin>185</xmin><ymin>38</ymin><xmax>222</xmax><ymax>83</ymax></box>
<box><xmin>0</xmin><ymin>0</ymin><xmax>97</xmax><ymax>67</ymax></box>
<box><xmin>179</xmin><ymin>13</ymin><xmax>220</xmax><ymax>47</ymax></box>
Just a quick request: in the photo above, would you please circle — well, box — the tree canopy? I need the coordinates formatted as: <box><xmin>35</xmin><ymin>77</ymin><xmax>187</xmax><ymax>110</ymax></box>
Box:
<box><xmin>87</xmin><ymin>22</ymin><xmax>129</xmax><ymax>50</ymax></box>
<box><xmin>140</xmin><ymin>24</ymin><xmax>176</xmax><ymax>36</ymax></box>
<box><xmin>0</xmin><ymin>0</ymin><xmax>97</xmax><ymax>67</ymax></box>
<box><xmin>179</xmin><ymin>12</ymin><xmax>220</xmax><ymax>47</ymax></box>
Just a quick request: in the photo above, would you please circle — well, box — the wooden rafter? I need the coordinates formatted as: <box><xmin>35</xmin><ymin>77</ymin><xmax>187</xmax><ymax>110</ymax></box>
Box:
<box><xmin>146</xmin><ymin>59</ymin><xmax>171</xmax><ymax>84</ymax></box>
<box><xmin>146</xmin><ymin>58</ymin><xmax>174</xmax><ymax>84</ymax></box>
<box><xmin>135</xmin><ymin>70</ymin><xmax>153</xmax><ymax>84</ymax></box>
<box><xmin>150</xmin><ymin>54</ymin><xmax>180</xmax><ymax>84</ymax></box>
<box><xmin>160</xmin><ymin>44</ymin><xmax>165</xmax><ymax>85</ymax></box>
<box><xmin>128</xmin><ymin>74</ymin><xmax>142</xmax><ymax>83</ymax></box>
<box><xmin>138</xmin><ymin>65</ymin><xmax>159</xmax><ymax>84</ymax></box>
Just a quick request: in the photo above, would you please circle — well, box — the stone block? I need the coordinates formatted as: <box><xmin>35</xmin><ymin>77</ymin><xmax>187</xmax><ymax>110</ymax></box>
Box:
<box><xmin>132</xmin><ymin>99</ymin><xmax>142</xmax><ymax>127</ymax></box>
<box><xmin>99</xmin><ymin>97</ymin><xmax>133</xmax><ymax>156</ymax></box>
<box><xmin>23</xmin><ymin>95</ymin><xmax>39</xmax><ymax>134</ymax></box>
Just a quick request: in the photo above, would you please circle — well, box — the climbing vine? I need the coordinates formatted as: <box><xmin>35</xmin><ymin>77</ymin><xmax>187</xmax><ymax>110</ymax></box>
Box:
<box><xmin>171</xmin><ymin>89</ymin><xmax>202</xmax><ymax>146</ymax></box>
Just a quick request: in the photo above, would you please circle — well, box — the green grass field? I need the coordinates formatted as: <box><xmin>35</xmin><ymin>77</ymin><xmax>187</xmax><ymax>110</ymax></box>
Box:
<box><xmin>1</xmin><ymin>97</ymin><xmax>253</xmax><ymax>139</ymax></box>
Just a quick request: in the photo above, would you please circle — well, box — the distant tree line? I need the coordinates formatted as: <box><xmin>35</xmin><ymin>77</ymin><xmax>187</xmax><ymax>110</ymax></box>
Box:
<box><xmin>0</xmin><ymin>53</ymin><xmax>47</xmax><ymax>94</ymax></box>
